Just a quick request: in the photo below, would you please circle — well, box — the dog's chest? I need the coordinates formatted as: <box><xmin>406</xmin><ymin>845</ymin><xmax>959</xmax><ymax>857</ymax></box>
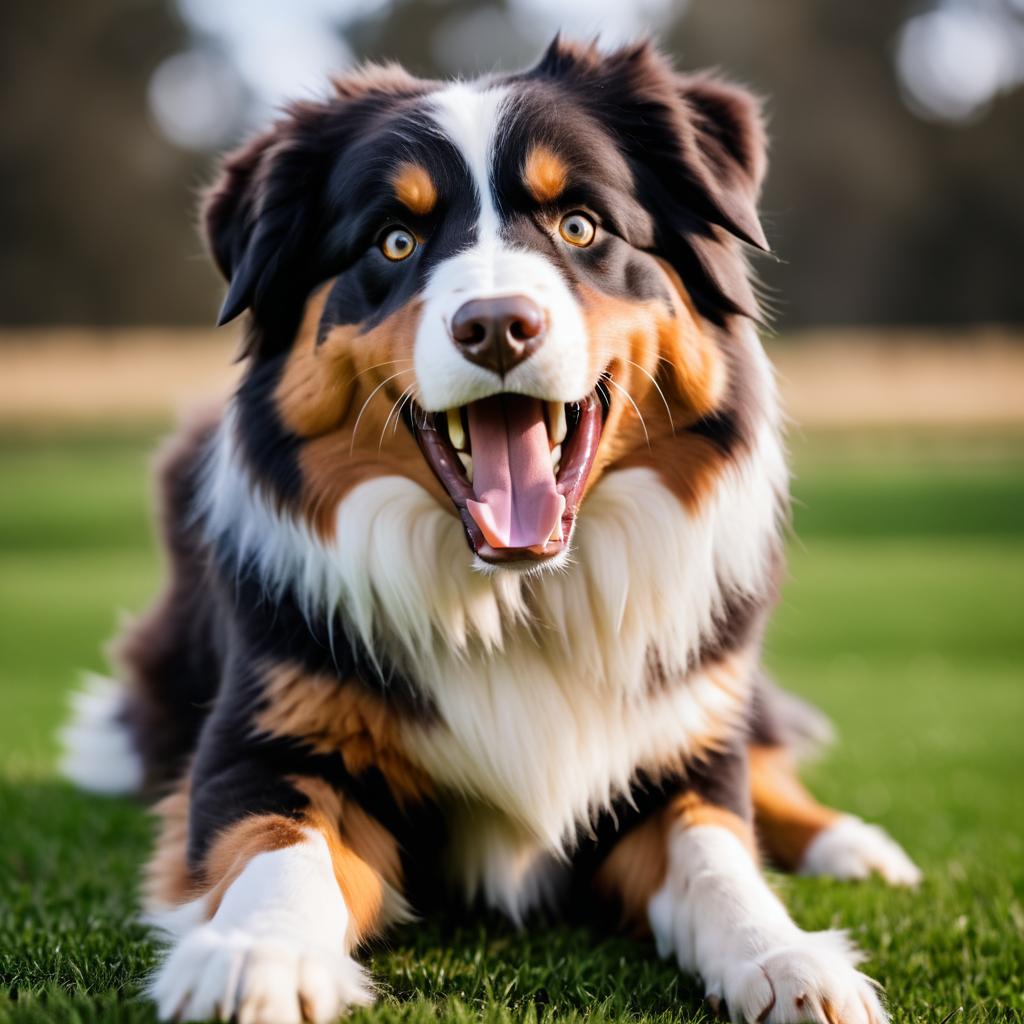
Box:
<box><xmin>399</xmin><ymin>642</ymin><xmax>747</xmax><ymax>884</ymax></box>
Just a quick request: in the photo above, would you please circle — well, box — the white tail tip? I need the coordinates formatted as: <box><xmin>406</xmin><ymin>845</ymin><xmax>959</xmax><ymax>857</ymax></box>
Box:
<box><xmin>60</xmin><ymin>673</ymin><xmax>143</xmax><ymax>795</ymax></box>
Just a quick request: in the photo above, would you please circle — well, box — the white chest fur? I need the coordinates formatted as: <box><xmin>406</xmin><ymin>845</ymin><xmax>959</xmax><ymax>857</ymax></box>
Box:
<box><xmin>400</xmin><ymin>635</ymin><xmax>752</xmax><ymax>847</ymax></box>
<box><xmin>337</xmin><ymin>453</ymin><xmax>781</xmax><ymax>913</ymax></box>
<box><xmin>202</xmin><ymin>383</ymin><xmax>786</xmax><ymax>916</ymax></box>
<box><xmin>401</xmin><ymin>643</ymin><xmax>752</xmax><ymax>919</ymax></box>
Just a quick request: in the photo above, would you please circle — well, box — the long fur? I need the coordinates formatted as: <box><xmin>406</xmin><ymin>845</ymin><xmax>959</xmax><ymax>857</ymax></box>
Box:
<box><xmin>60</xmin><ymin>37</ymin><xmax>917</xmax><ymax>1024</ymax></box>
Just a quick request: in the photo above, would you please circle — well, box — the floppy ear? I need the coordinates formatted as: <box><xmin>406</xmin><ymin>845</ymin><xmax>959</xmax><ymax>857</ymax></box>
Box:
<box><xmin>675</xmin><ymin>73</ymin><xmax>768</xmax><ymax>251</ymax></box>
<box><xmin>202</xmin><ymin>129</ymin><xmax>276</xmax><ymax>324</ymax></box>
<box><xmin>531</xmin><ymin>38</ymin><xmax>769</xmax><ymax>322</ymax></box>
<box><xmin>202</xmin><ymin>107</ymin><xmax>333</xmax><ymax>330</ymax></box>
<box><xmin>203</xmin><ymin>65</ymin><xmax>435</xmax><ymax>339</ymax></box>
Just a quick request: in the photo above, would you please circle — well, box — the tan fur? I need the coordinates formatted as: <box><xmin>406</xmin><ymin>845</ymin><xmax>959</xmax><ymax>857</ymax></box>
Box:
<box><xmin>671</xmin><ymin>791</ymin><xmax>757</xmax><ymax>853</ymax></box>
<box><xmin>272</xmin><ymin>285</ymin><xmax>439</xmax><ymax>537</ymax></box>
<box><xmin>292</xmin><ymin>777</ymin><xmax>405</xmax><ymax>943</ymax></box>
<box><xmin>654</xmin><ymin>258</ymin><xmax>729</xmax><ymax>421</ymax></box>
<box><xmin>749</xmin><ymin>744</ymin><xmax>841</xmax><ymax>869</ymax></box>
<box><xmin>274</xmin><ymin>282</ymin><xmax>357</xmax><ymax>438</ymax></box>
<box><xmin>255</xmin><ymin>663</ymin><xmax>434</xmax><ymax>804</ymax></box>
<box><xmin>298</xmin><ymin>431</ymin><xmax>443</xmax><ymax>540</ymax></box>
<box><xmin>203</xmin><ymin>814</ymin><xmax>310</xmax><ymax>915</ymax></box>
<box><xmin>143</xmin><ymin>772</ymin><xmax>403</xmax><ymax>944</ymax></box>
<box><xmin>144</xmin><ymin>782</ymin><xmax>196</xmax><ymax>907</ymax></box>
<box><xmin>594</xmin><ymin>812</ymin><xmax>668</xmax><ymax>934</ymax></box>
<box><xmin>595</xmin><ymin>776</ymin><xmax>756</xmax><ymax>936</ymax></box>
<box><xmin>821</xmin><ymin>997</ymin><xmax>843</xmax><ymax>1024</ymax></box>
<box><xmin>392</xmin><ymin>162</ymin><xmax>438</xmax><ymax>216</ymax></box>
<box><xmin>591</xmin><ymin>653</ymin><xmax>755</xmax><ymax>933</ymax></box>
<box><xmin>573</xmin><ymin>280</ymin><xmax>731</xmax><ymax>513</ymax></box>
<box><xmin>144</xmin><ymin>777</ymin><xmax>307</xmax><ymax>914</ymax></box>
<box><xmin>523</xmin><ymin>145</ymin><xmax>569</xmax><ymax>203</ymax></box>
<box><xmin>274</xmin><ymin>286</ymin><xmax>422</xmax><ymax>443</ymax></box>
<box><xmin>620</xmin><ymin>432</ymin><xmax>729</xmax><ymax>514</ymax></box>
<box><xmin>275</xmin><ymin>245</ymin><xmax>730</xmax><ymax>543</ymax></box>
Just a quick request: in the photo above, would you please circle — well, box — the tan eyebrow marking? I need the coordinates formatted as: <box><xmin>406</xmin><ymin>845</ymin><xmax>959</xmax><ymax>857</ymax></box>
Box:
<box><xmin>391</xmin><ymin>162</ymin><xmax>437</xmax><ymax>215</ymax></box>
<box><xmin>523</xmin><ymin>145</ymin><xmax>569</xmax><ymax>203</ymax></box>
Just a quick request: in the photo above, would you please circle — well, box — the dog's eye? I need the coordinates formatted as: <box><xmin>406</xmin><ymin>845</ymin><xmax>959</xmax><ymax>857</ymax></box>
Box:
<box><xmin>558</xmin><ymin>212</ymin><xmax>596</xmax><ymax>248</ymax></box>
<box><xmin>380</xmin><ymin>227</ymin><xmax>416</xmax><ymax>261</ymax></box>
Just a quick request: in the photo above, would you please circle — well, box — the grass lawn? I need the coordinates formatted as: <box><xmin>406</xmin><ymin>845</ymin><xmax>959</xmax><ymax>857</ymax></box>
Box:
<box><xmin>0</xmin><ymin>426</ymin><xmax>1022</xmax><ymax>1024</ymax></box>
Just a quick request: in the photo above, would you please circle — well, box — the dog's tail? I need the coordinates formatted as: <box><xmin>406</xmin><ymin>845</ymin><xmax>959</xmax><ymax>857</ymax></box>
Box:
<box><xmin>60</xmin><ymin>673</ymin><xmax>144</xmax><ymax>795</ymax></box>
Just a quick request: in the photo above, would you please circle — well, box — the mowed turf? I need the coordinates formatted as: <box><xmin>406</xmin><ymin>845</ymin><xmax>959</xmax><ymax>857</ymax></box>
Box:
<box><xmin>0</xmin><ymin>428</ymin><xmax>1022</xmax><ymax>1024</ymax></box>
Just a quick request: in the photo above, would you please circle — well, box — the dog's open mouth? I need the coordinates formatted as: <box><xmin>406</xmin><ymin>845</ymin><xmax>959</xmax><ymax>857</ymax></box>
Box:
<box><xmin>409</xmin><ymin>391</ymin><xmax>607</xmax><ymax>563</ymax></box>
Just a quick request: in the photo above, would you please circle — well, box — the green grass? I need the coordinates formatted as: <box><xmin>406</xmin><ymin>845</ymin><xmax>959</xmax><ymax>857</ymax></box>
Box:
<box><xmin>1</xmin><ymin>426</ymin><xmax>1022</xmax><ymax>1023</ymax></box>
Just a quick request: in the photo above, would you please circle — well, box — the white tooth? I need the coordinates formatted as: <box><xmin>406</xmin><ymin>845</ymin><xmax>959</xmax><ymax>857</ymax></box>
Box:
<box><xmin>458</xmin><ymin>451</ymin><xmax>473</xmax><ymax>483</ymax></box>
<box><xmin>549</xmin><ymin>494</ymin><xmax>566</xmax><ymax>543</ymax></box>
<box><xmin>447</xmin><ymin>408</ymin><xmax>466</xmax><ymax>450</ymax></box>
<box><xmin>549</xmin><ymin>402</ymin><xmax>567</xmax><ymax>444</ymax></box>
<box><xmin>550</xmin><ymin>444</ymin><xmax>562</xmax><ymax>472</ymax></box>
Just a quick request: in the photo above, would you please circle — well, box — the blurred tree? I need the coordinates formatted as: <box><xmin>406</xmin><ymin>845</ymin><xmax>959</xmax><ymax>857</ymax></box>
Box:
<box><xmin>660</xmin><ymin>1</ymin><xmax>1024</xmax><ymax>326</ymax></box>
<box><xmin>0</xmin><ymin>0</ymin><xmax>221</xmax><ymax>325</ymax></box>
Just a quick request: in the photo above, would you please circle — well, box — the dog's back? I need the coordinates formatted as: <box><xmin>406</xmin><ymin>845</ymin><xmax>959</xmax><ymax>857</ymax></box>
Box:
<box><xmin>63</xmin><ymin>410</ymin><xmax>223</xmax><ymax>796</ymax></box>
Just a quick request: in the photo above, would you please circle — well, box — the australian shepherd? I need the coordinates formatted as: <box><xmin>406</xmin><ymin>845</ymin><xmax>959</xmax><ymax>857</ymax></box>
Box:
<box><xmin>62</xmin><ymin>38</ymin><xmax>920</xmax><ymax>1024</ymax></box>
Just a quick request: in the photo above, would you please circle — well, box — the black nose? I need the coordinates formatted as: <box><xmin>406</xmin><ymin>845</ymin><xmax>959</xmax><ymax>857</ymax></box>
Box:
<box><xmin>450</xmin><ymin>295</ymin><xmax>545</xmax><ymax>376</ymax></box>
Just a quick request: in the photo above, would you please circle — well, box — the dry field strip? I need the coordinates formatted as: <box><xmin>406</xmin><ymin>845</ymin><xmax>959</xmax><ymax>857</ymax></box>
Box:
<box><xmin>0</xmin><ymin>327</ymin><xmax>1021</xmax><ymax>429</ymax></box>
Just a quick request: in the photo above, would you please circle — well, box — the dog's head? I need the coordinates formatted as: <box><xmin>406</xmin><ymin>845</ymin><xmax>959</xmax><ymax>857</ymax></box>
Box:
<box><xmin>208</xmin><ymin>39</ymin><xmax>768</xmax><ymax>572</ymax></box>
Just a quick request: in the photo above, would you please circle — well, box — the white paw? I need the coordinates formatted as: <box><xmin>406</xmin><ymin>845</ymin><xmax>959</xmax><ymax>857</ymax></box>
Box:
<box><xmin>721</xmin><ymin>932</ymin><xmax>887</xmax><ymax>1024</ymax></box>
<box><xmin>151</xmin><ymin>923</ymin><xmax>373</xmax><ymax>1023</ymax></box>
<box><xmin>649</xmin><ymin>826</ymin><xmax>893</xmax><ymax>1024</ymax></box>
<box><xmin>800</xmin><ymin>817</ymin><xmax>922</xmax><ymax>887</ymax></box>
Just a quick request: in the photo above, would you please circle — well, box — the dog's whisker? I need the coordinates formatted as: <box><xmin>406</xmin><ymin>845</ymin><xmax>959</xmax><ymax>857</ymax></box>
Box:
<box><xmin>379</xmin><ymin>384</ymin><xmax>417</xmax><ymax>449</ymax></box>
<box><xmin>349</xmin><ymin>369</ymin><xmax>415</xmax><ymax>455</ymax></box>
<box><xmin>339</xmin><ymin>359</ymin><xmax>415</xmax><ymax>393</ymax></box>
<box><xmin>589</xmin><ymin>349</ymin><xmax>676</xmax><ymax>435</ymax></box>
<box><xmin>393</xmin><ymin>386</ymin><xmax>417</xmax><ymax>435</ymax></box>
<box><xmin>601</xmin><ymin>373</ymin><xmax>651</xmax><ymax>448</ymax></box>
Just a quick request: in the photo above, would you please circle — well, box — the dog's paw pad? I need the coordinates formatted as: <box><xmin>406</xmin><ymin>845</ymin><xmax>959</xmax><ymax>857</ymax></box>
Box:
<box><xmin>800</xmin><ymin>817</ymin><xmax>921</xmax><ymax>887</ymax></box>
<box><xmin>151</xmin><ymin>924</ymin><xmax>373</xmax><ymax>1023</ymax></box>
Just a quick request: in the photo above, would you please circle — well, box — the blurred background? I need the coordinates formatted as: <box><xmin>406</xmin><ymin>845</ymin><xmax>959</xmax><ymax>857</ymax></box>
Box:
<box><xmin>4</xmin><ymin>0</ymin><xmax>1024</xmax><ymax>326</ymax></box>
<box><xmin>0</xmin><ymin>3</ymin><xmax>1021</xmax><ymax>1020</ymax></box>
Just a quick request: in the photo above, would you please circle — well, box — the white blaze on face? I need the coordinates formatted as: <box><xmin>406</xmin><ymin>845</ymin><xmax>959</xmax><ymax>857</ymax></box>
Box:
<box><xmin>413</xmin><ymin>82</ymin><xmax>590</xmax><ymax>413</ymax></box>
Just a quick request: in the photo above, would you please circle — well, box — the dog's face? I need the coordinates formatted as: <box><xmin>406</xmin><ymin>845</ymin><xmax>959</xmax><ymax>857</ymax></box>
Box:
<box><xmin>208</xmin><ymin>40</ymin><xmax>767</xmax><ymax>571</ymax></box>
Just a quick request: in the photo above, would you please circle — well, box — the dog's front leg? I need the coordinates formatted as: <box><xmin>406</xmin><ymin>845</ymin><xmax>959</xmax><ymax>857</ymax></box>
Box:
<box><xmin>152</xmin><ymin>823</ymin><xmax>371</xmax><ymax>1023</ymax></box>
<box><xmin>146</xmin><ymin>762</ymin><xmax>397</xmax><ymax>1023</ymax></box>
<box><xmin>647</xmin><ymin>758</ymin><xmax>888</xmax><ymax>1024</ymax></box>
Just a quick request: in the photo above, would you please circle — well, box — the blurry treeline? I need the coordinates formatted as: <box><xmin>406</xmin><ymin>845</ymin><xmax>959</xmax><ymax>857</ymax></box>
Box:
<box><xmin>3</xmin><ymin>0</ymin><xmax>1023</xmax><ymax>330</ymax></box>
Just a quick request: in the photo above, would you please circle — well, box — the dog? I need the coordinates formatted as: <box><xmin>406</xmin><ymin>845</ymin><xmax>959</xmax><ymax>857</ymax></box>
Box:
<box><xmin>61</xmin><ymin>38</ymin><xmax>921</xmax><ymax>1024</ymax></box>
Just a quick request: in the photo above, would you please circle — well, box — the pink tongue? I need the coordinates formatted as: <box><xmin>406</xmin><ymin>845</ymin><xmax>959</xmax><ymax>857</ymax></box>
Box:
<box><xmin>465</xmin><ymin>396</ymin><xmax>565</xmax><ymax>551</ymax></box>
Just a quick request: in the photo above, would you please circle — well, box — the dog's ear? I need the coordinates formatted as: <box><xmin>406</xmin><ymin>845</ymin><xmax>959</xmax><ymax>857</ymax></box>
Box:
<box><xmin>203</xmin><ymin>108</ymin><xmax>333</xmax><ymax>330</ymax></box>
<box><xmin>203</xmin><ymin>128</ymin><xmax>275</xmax><ymax>325</ymax></box>
<box><xmin>204</xmin><ymin>64</ymin><xmax>432</xmax><ymax>334</ymax></box>
<box><xmin>531</xmin><ymin>38</ymin><xmax>769</xmax><ymax>321</ymax></box>
<box><xmin>674</xmin><ymin>72</ymin><xmax>768</xmax><ymax>251</ymax></box>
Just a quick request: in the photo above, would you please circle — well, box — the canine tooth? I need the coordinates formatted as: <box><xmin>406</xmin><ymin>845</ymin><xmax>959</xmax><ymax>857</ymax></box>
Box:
<box><xmin>550</xmin><ymin>444</ymin><xmax>562</xmax><ymax>472</ymax></box>
<box><xmin>549</xmin><ymin>494</ymin><xmax>566</xmax><ymax>543</ymax></box>
<box><xmin>447</xmin><ymin>408</ymin><xmax>466</xmax><ymax>450</ymax></box>
<box><xmin>548</xmin><ymin>402</ymin><xmax>567</xmax><ymax>444</ymax></box>
<box><xmin>458</xmin><ymin>451</ymin><xmax>473</xmax><ymax>482</ymax></box>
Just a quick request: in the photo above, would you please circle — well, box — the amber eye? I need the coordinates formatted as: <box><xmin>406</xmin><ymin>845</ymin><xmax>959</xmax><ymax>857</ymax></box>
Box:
<box><xmin>558</xmin><ymin>212</ymin><xmax>596</xmax><ymax>247</ymax></box>
<box><xmin>381</xmin><ymin>227</ymin><xmax>416</xmax><ymax>261</ymax></box>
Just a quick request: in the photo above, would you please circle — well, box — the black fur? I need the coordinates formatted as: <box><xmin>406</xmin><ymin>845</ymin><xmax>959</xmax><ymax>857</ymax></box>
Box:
<box><xmin>206</xmin><ymin>39</ymin><xmax>770</xmax><ymax>512</ymax></box>
<box><xmin>108</xmin><ymin>40</ymin><xmax>845</xmax><ymax>946</ymax></box>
